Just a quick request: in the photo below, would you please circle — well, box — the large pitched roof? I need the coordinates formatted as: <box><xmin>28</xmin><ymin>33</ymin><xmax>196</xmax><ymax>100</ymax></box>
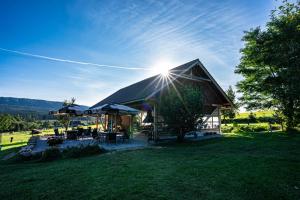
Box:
<box><xmin>91</xmin><ymin>59</ymin><xmax>232</xmax><ymax>109</ymax></box>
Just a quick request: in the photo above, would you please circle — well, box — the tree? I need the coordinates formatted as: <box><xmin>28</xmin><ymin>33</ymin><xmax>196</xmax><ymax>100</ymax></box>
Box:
<box><xmin>158</xmin><ymin>84</ymin><xmax>204</xmax><ymax>141</ymax></box>
<box><xmin>57</xmin><ymin>98</ymin><xmax>76</xmax><ymax>131</ymax></box>
<box><xmin>248</xmin><ymin>112</ymin><xmax>257</xmax><ymax>124</ymax></box>
<box><xmin>42</xmin><ymin>121</ymin><xmax>51</xmax><ymax>129</ymax></box>
<box><xmin>235</xmin><ymin>1</ymin><xmax>300</xmax><ymax>130</ymax></box>
<box><xmin>0</xmin><ymin>114</ymin><xmax>16</xmax><ymax>132</ymax></box>
<box><xmin>273</xmin><ymin>111</ymin><xmax>285</xmax><ymax>130</ymax></box>
<box><xmin>222</xmin><ymin>85</ymin><xmax>239</xmax><ymax>124</ymax></box>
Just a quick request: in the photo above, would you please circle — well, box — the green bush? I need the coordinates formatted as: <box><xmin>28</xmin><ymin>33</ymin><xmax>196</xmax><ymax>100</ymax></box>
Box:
<box><xmin>40</xmin><ymin>148</ymin><xmax>62</xmax><ymax>162</ymax></box>
<box><xmin>222</xmin><ymin>124</ymin><xmax>281</xmax><ymax>133</ymax></box>
<box><xmin>222</xmin><ymin>116</ymin><xmax>277</xmax><ymax>124</ymax></box>
<box><xmin>63</xmin><ymin>145</ymin><xmax>104</xmax><ymax>158</ymax></box>
<box><xmin>234</xmin><ymin>124</ymin><xmax>268</xmax><ymax>133</ymax></box>
<box><xmin>221</xmin><ymin>126</ymin><xmax>234</xmax><ymax>133</ymax></box>
<box><xmin>238</xmin><ymin>124</ymin><xmax>281</xmax><ymax>133</ymax></box>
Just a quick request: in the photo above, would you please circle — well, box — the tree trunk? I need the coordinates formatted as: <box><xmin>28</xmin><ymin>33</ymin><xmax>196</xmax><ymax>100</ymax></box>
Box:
<box><xmin>177</xmin><ymin>128</ymin><xmax>185</xmax><ymax>142</ymax></box>
<box><xmin>286</xmin><ymin>98</ymin><xmax>295</xmax><ymax>132</ymax></box>
<box><xmin>65</xmin><ymin>123</ymin><xmax>69</xmax><ymax>132</ymax></box>
<box><xmin>223</xmin><ymin>116</ymin><xmax>227</xmax><ymax>126</ymax></box>
<box><xmin>280</xmin><ymin>122</ymin><xmax>284</xmax><ymax>131</ymax></box>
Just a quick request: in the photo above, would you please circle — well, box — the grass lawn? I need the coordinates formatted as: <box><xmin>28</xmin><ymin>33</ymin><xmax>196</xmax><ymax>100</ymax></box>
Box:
<box><xmin>0</xmin><ymin>129</ymin><xmax>56</xmax><ymax>151</ymax></box>
<box><xmin>1</xmin><ymin>131</ymin><xmax>32</xmax><ymax>150</ymax></box>
<box><xmin>0</xmin><ymin>125</ymin><xmax>97</xmax><ymax>151</ymax></box>
<box><xmin>0</xmin><ymin>132</ymin><xmax>299</xmax><ymax>200</ymax></box>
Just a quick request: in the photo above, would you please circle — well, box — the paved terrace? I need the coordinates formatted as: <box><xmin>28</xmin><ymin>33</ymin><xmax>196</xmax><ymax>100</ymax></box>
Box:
<box><xmin>32</xmin><ymin>132</ymin><xmax>221</xmax><ymax>153</ymax></box>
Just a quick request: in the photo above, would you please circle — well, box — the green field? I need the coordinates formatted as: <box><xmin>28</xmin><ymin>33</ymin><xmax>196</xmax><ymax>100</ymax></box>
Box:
<box><xmin>236</xmin><ymin>110</ymin><xmax>275</xmax><ymax>119</ymax></box>
<box><xmin>0</xmin><ymin>131</ymin><xmax>299</xmax><ymax>200</ymax></box>
<box><xmin>0</xmin><ymin>125</ymin><xmax>98</xmax><ymax>151</ymax></box>
<box><xmin>0</xmin><ymin>129</ymin><xmax>59</xmax><ymax>151</ymax></box>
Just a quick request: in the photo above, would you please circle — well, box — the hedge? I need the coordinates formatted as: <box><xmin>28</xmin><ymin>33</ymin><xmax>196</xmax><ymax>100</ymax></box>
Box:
<box><xmin>221</xmin><ymin>124</ymin><xmax>281</xmax><ymax>133</ymax></box>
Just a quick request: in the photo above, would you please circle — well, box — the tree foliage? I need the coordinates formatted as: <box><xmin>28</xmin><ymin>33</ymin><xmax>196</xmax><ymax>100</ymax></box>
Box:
<box><xmin>222</xmin><ymin>85</ymin><xmax>239</xmax><ymax>123</ymax></box>
<box><xmin>0</xmin><ymin>114</ymin><xmax>54</xmax><ymax>133</ymax></box>
<box><xmin>57</xmin><ymin>98</ymin><xmax>76</xmax><ymax>131</ymax></box>
<box><xmin>158</xmin><ymin>84</ymin><xmax>203</xmax><ymax>141</ymax></box>
<box><xmin>235</xmin><ymin>0</ymin><xmax>300</xmax><ymax>129</ymax></box>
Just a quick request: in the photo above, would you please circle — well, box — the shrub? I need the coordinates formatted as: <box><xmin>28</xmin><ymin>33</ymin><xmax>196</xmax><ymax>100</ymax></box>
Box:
<box><xmin>63</xmin><ymin>145</ymin><xmax>104</xmax><ymax>158</ymax></box>
<box><xmin>40</xmin><ymin>148</ymin><xmax>61</xmax><ymax>162</ymax></box>
<box><xmin>231</xmin><ymin>124</ymin><xmax>282</xmax><ymax>133</ymax></box>
<box><xmin>47</xmin><ymin>137</ymin><xmax>63</xmax><ymax>146</ymax></box>
<box><xmin>221</xmin><ymin>126</ymin><xmax>234</xmax><ymax>133</ymax></box>
<box><xmin>222</xmin><ymin>116</ymin><xmax>277</xmax><ymax>124</ymax></box>
<box><xmin>252</xmin><ymin>125</ymin><xmax>267</xmax><ymax>132</ymax></box>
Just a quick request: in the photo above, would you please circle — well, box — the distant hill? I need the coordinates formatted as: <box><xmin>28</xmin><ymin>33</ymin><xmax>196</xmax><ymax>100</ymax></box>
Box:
<box><xmin>0</xmin><ymin>97</ymin><xmax>88</xmax><ymax>118</ymax></box>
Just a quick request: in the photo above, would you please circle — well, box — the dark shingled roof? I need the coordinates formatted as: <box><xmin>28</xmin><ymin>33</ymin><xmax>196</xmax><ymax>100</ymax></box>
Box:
<box><xmin>91</xmin><ymin>59</ymin><xmax>231</xmax><ymax>109</ymax></box>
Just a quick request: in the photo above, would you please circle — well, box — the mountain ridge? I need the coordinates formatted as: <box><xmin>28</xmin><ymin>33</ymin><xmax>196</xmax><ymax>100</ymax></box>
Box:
<box><xmin>0</xmin><ymin>97</ymin><xmax>89</xmax><ymax>117</ymax></box>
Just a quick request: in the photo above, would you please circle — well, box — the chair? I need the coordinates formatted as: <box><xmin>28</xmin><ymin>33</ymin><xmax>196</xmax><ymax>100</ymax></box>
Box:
<box><xmin>107</xmin><ymin>132</ymin><xmax>116</xmax><ymax>144</ymax></box>
<box><xmin>122</xmin><ymin>130</ymin><xmax>130</xmax><ymax>143</ymax></box>
<box><xmin>85</xmin><ymin>127</ymin><xmax>92</xmax><ymax>136</ymax></box>
<box><xmin>99</xmin><ymin>132</ymin><xmax>107</xmax><ymax>143</ymax></box>
<box><xmin>54</xmin><ymin>128</ymin><xmax>59</xmax><ymax>136</ymax></box>
<box><xmin>66</xmin><ymin>130</ymin><xmax>77</xmax><ymax>140</ymax></box>
<box><xmin>77</xmin><ymin>128</ymin><xmax>84</xmax><ymax>138</ymax></box>
<box><xmin>92</xmin><ymin>128</ymin><xmax>98</xmax><ymax>139</ymax></box>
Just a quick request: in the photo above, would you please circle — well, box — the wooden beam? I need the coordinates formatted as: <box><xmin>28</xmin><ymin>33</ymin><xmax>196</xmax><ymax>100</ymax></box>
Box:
<box><xmin>128</xmin><ymin>115</ymin><xmax>131</xmax><ymax>133</ymax></box>
<box><xmin>96</xmin><ymin>116</ymin><xmax>99</xmax><ymax>130</ymax></box>
<box><xmin>217</xmin><ymin>106</ymin><xmax>221</xmax><ymax>134</ymax></box>
<box><xmin>153</xmin><ymin>103</ymin><xmax>158</xmax><ymax>141</ymax></box>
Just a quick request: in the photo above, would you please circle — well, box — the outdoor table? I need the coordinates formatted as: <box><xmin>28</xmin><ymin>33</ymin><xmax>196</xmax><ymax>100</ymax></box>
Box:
<box><xmin>66</xmin><ymin>130</ymin><xmax>78</xmax><ymax>140</ymax></box>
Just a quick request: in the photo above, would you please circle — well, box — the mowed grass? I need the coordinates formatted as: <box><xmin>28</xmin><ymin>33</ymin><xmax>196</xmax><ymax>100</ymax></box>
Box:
<box><xmin>1</xmin><ymin>131</ymin><xmax>32</xmax><ymax>150</ymax></box>
<box><xmin>0</xmin><ymin>132</ymin><xmax>299</xmax><ymax>200</ymax></box>
<box><xmin>0</xmin><ymin>125</ymin><xmax>97</xmax><ymax>152</ymax></box>
<box><xmin>0</xmin><ymin>129</ymin><xmax>56</xmax><ymax>151</ymax></box>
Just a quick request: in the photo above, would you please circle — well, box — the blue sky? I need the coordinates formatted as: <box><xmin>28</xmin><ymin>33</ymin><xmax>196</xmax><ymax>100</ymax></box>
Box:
<box><xmin>0</xmin><ymin>0</ymin><xmax>279</xmax><ymax>106</ymax></box>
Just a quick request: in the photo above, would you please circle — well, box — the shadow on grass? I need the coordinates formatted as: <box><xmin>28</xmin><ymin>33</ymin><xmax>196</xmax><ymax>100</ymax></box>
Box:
<box><xmin>157</xmin><ymin>131</ymin><xmax>300</xmax><ymax>150</ymax></box>
<box><xmin>0</xmin><ymin>146</ymin><xmax>22</xmax><ymax>162</ymax></box>
<box><xmin>1</xmin><ymin>142</ymin><xmax>27</xmax><ymax>148</ymax></box>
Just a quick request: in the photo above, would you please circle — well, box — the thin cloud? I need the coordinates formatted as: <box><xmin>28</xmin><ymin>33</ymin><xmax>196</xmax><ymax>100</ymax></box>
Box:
<box><xmin>0</xmin><ymin>47</ymin><xmax>150</xmax><ymax>71</ymax></box>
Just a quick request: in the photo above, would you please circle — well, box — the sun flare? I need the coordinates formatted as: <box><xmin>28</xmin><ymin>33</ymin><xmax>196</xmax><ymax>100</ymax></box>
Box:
<box><xmin>160</xmin><ymin>67</ymin><xmax>169</xmax><ymax>76</ymax></box>
<box><xmin>152</xmin><ymin>60</ymin><xmax>172</xmax><ymax>77</ymax></box>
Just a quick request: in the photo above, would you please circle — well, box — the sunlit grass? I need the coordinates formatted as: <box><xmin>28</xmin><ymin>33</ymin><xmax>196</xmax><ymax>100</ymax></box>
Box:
<box><xmin>236</xmin><ymin>110</ymin><xmax>275</xmax><ymax>119</ymax></box>
<box><xmin>0</xmin><ymin>125</ymin><xmax>98</xmax><ymax>151</ymax></box>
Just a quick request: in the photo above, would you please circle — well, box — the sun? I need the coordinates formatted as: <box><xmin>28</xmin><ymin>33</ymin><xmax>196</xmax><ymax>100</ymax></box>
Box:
<box><xmin>152</xmin><ymin>60</ymin><xmax>172</xmax><ymax>77</ymax></box>
<box><xmin>160</xmin><ymin>67</ymin><xmax>170</xmax><ymax>76</ymax></box>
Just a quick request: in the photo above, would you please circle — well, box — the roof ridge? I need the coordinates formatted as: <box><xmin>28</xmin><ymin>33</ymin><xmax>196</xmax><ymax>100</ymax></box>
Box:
<box><xmin>106</xmin><ymin>59</ymin><xmax>199</xmax><ymax>94</ymax></box>
<box><xmin>90</xmin><ymin>59</ymin><xmax>206</xmax><ymax>108</ymax></box>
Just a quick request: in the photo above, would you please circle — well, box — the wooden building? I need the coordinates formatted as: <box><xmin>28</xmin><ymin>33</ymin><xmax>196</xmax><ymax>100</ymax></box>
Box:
<box><xmin>91</xmin><ymin>59</ymin><xmax>232</xmax><ymax>140</ymax></box>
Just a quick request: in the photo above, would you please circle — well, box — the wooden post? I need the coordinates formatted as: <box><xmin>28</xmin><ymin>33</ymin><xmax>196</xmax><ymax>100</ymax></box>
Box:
<box><xmin>104</xmin><ymin>114</ymin><xmax>107</xmax><ymax>131</ymax></box>
<box><xmin>211</xmin><ymin>114</ymin><xmax>214</xmax><ymax>129</ymax></box>
<box><xmin>96</xmin><ymin>116</ymin><xmax>99</xmax><ymax>130</ymax></box>
<box><xmin>218</xmin><ymin>106</ymin><xmax>221</xmax><ymax>134</ymax></box>
<box><xmin>153</xmin><ymin>103</ymin><xmax>157</xmax><ymax>141</ymax></box>
<box><xmin>110</xmin><ymin>115</ymin><xmax>113</xmax><ymax>132</ymax></box>
<box><xmin>129</xmin><ymin>115</ymin><xmax>132</xmax><ymax>133</ymax></box>
<box><xmin>115</xmin><ymin>114</ymin><xmax>117</xmax><ymax>131</ymax></box>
